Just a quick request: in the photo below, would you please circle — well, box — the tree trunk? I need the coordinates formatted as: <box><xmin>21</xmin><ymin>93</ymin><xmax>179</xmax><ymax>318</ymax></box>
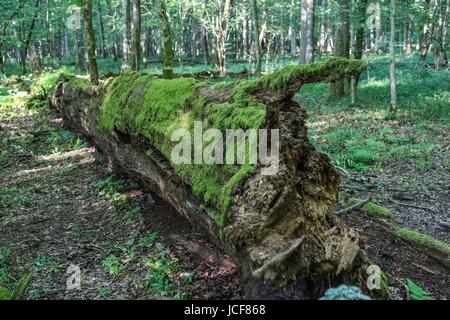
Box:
<box><xmin>305</xmin><ymin>0</ymin><xmax>315</xmax><ymax>63</ymax></box>
<box><xmin>390</xmin><ymin>0</ymin><xmax>397</xmax><ymax>111</ymax></box>
<box><xmin>252</xmin><ymin>0</ymin><xmax>262</xmax><ymax>76</ymax></box>
<box><xmin>216</xmin><ymin>0</ymin><xmax>233</xmax><ymax>76</ymax></box>
<box><xmin>21</xmin><ymin>0</ymin><xmax>41</xmax><ymax>74</ymax></box>
<box><xmin>131</xmin><ymin>0</ymin><xmax>141</xmax><ymax>71</ymax></box>
<box><xmin>52</xmin><ymin>57</ymin><xmax>369</xmax><ymax>299</ymax></box>
<box><xmin>83</xmin><ymin>0</ymin><xmax>99</xmax><ymax>85</ymax></box>
<box><xmin>351</xmin><ymin>0</ymin><xmax>368</xmax><ymax>105</ymax></box>
<box><xmin>289</xmin><ymin>0</ymin><xmax>297</xmax><ymax>56</ymax></box>
<box><xmin>201</xmin><ymin>0</ymin><xmax>210</xmax><ymax>65</ymax></box>
<box><xmin>96</xmin><ymin>0</ymin><xmax>107</xmax><ymax>58</ymax></box>
<box><xmin>122</xmin><ymin>0</ymin><xmax>131</xmax><ymax>69</ymax></box>
<box><xmin>157</xmin><ymin>0</ymin><xmax>174</xmax><ymax>78</ymax></box>
<box><xmin>330</xmin><ymin>0</ymin><xmax>350</xmax><ymax>98</ymax></box>
<box><xmin>299</xmin><ymin>0</ymin><xmax>308</xmax><ymax>63</ymax></box>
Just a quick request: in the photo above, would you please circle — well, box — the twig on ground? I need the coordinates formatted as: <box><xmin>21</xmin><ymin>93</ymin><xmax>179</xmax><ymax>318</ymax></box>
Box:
<box><xmin>439</xmin><ymin>222</ymin><xmax>450</xmax><ymax>230</ymax></box>
<box><xmin>389</xmin><ymin>198</ymin><xmax>437</xmax><ymax>213</ymax></box>
<box><xmin>336</xmin><ymin>197</ymin><xmax>371</xmax><ymax>215</ymax></box>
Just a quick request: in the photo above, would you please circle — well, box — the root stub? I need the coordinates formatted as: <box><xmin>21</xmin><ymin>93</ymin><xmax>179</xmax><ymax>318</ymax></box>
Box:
<box><xmin>52</xmin><ymin>57</ymin><xmax>370</xmax><ymax>299</ymax></box>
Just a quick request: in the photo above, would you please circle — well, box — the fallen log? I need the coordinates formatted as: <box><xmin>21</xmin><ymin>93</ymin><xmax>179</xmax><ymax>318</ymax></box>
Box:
<box><xmin>52</xmin><ymin>57</ymin><xmax>370</xmax><ymax>299</ymax></box>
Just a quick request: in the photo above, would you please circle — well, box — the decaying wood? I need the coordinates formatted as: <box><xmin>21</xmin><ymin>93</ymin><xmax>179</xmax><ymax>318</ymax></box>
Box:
<box><xmin>51</xmin><ymin>58</ymin><xmax>370</xmax><ymax>299</ymax></box>
<box><xmin>337</xmin><ymin>197</ymin><xmax>371</xmax><ymax>215</ymax></box>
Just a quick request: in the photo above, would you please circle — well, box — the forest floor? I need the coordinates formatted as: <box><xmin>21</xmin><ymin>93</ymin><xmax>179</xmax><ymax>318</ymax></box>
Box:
<box><xmin>0</xmin><ymin>88</ymin><xmax>240</xmax><ymax>299</ymax></box>
<box><xmin>0</xmin><ymin>55</ymin><xmax>449</xmax><ymax>300</ymax></box>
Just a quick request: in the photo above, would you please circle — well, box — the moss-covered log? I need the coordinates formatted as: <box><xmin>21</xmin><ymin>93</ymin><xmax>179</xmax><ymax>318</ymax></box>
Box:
<box><xmin>52</xmin><ymin>57</ymin><xmax>369</xmax><ymax>299</ymax></box>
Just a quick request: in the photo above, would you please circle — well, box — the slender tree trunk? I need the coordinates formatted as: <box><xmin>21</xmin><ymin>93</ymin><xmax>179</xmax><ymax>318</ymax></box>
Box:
<box><xmin>330</xmin><ymin>0</ymin><xmax>350</xmax><ymax>97</ymax></box>
<box><xmin>289</xmin><ymin>0</ymin><xmax>297</xmax><ymax>56</ymax></box>
<box><xmin>252</xmin><ymin>0</ymin><xmax>262</xmax><ymax>76</ymax></box>
<box><xmin>305</xmin><ymin>0</ymin><xmax>315</xmax><ymax>63</ymax></box>
<box><xmin>157</xmin><ymin>0</ymin><xmax>174</xmax><ymax>78</ymax></box>
<box><xmin>299</xmin><ymin>0</ymin><xmax>308</xmax><ymax>63</ymax></box>
<box><xmin>351</xmin><ymin>0</ymin><xmax>368</xmax><ymax>105</ymax></box>
<box><xmin>390</xmin><ymin>0</ymin><xmax>397</xmax><ymax>111</ymax></box>
<box><xmin>131</xmin><ymin>0</ymin><xmax>141</xmax><ymax>71</ymax></box>
<box><xmin>216</xmin><ymin>0</ymin><xmax>233</xmax><ymax>76</ymax></box>
<box><xmin>122</xmin><ymin>0</ymin><xmax>131</xmax><ymax>69</ymax></box>
<box><xmin>201</xmin><ymin>0</ymin><xmax>210</xmax><ymax>65</ymax></box>
<box><xmin>96</xmin><ymin>0</ymin><xmax>107</xmax><ymax>58</ymax></box>
<box><xmin>83</xmin><ymin>0</ymin><xmax>99</xmax><ymax>85</ymax></box>
<box><xmin>21</xmin><ymin>0</ymin><xmax>41</xmax><ymax>74</ymax></box>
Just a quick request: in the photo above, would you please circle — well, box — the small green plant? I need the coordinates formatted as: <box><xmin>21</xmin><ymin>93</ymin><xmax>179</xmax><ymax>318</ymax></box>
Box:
<box><xmin>124</xmin><ymin>207</ymin><xmax>141</xmax><ymax>223</ymax></box>
<box><xmin>143</xmin><ymin>245</ymin><xmax>183</xmax><ymax>297</ymax></box>
<box><xmin>138</xmin><ymin>232</ymin><xmax>158</xmax><ymax>247</ymax></box>
<box><xmin>406</xmin><ymin>278</ymin><xmax>431</xmax><ymax>300</ymax></box>
<box><xmin>95</xmin><ymin>176</ymin><xmax>127</xmax><ymax>207</ymax></box>
<box><xmin>98</xmin><ymin>287</ymin><xmax>112</xmax><ymax>298</ymax></box>
<box><xmin>102</xmin><ymin>255</ymin><xmax>122</xmax><ymax>276</ymax></box>
<box><xmin>34</xmin><ymin>255</ymin><xmax>56</xmax><ymax>267</ymax></box>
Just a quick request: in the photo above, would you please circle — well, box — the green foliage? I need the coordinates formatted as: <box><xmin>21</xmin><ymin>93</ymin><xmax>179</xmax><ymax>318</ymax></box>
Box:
<box><xmin>406</xmin><ymin>279</ymin><xmax>431</xmax><ymax>300</ymax></box>
<box><xmin>95</xmin><ymin>176</ymin><xmax>127</xmax><ymax>207</ymax></box>
<box><xmin>394</xmin><ymin>227</ymin><xmax>450</xmax><ymax>259</ymax></box>
<box><xmin>30</xmin><ymin>67</ymin><xmax>75</xmax><ymax>94</ymax></box>
<box><xmin>98</xmin><ymin>287</ymin><xmax>112</xmax><ymax>298</ymax></box>
<box><xmin>44</xmin><ymin>130</ymin><xmax>87</xmax><ymax>154</ymax></box>
<box><xmin>102</xmin><ymin>255</ymin><xmax>122</xmax><ymax>276</ymax></box>
<box><xmin>138</xmin><ymin>232</ymin><xmax>158</xmax><ymax>247</ymax></box>
<box><xmin>0</xmin><ymin>247</ymin><xmax>30</xmax><ymax>300</ymax></box>
<box><xmin>143</xmin><ymin>245</ymin><xmax>184</xmax><ymax>297</ymax></box>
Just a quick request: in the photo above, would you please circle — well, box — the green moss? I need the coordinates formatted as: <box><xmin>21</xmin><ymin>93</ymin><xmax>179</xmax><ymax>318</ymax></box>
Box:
<box><xmin>232</xmin><ymin>57</ymin><xmax>367</xmax><ymax>98</ymax></box>
<box><xmin>394</xmin><ymin>227</ymin><xmax>450</xmax><ymax>259</ymax></box>
<box><xmin>97</xmin><ymin>74</ymin><xmax>266</xmax><ymax>227</ymax></box>
<box><xmin>66</xmin><ymin>77</ymin><xmax>92</xmax><ymax>90</ymax></box>
<box><xmin>349</xmin><ymin>198</ymin><xmax>392</xmax><ymax>218</ymax></box>
<box><xmin>31</xmin><ymin>66</ymin><xmax>75</xmax><ymax>94</ymax></box>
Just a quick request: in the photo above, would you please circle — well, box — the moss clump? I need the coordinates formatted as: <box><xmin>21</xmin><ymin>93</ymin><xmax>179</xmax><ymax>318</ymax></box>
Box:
<box><xmin>394</xmin><ymin>227</ymin><xmax>450</xmax><ymax>259</ymax></box>
<box><xmin>232</xmin><ymin>57</ymin><xmax>367</xmax><ymax>98</ymax></box>
<box><xmin>97</xmin><ymin>73</ymin><xmax>266</xmax><ymax>226</ymax></box>
<box><xmin>349</xmin><ymin>198</ymin><xmax>392</xmax><ymax>218</ymax></box>
<box><xmin>66</xmin><ymin>77</ymin><xmax>92</xmax><ymax>90</ymax></box>
<box><xmin>30</xmin><ymin>66</ymin><xmax>75</xmax><ymax>94</ymax></box>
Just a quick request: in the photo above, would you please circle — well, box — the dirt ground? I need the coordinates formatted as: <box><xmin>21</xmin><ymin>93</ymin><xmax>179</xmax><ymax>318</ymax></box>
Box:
<box><xmin>0</xmin><ymin>105</ymin><xmax>240</xmax><ymax>300</ymax></box>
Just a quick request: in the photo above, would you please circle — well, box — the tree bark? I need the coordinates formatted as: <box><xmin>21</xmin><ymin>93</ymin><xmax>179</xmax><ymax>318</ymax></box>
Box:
<box><xmin>122</xmin><ymin>0</ymin><xmax>131</xmax><ymax>69</ymax></box>
<box><xmin>157</xmin><ymin>0</ymin><xmax>174</xmax><ymax>78</ymax></box>
<box><xmin>96</xmin><ymin>0</ymin><xmax>107</xmax><ymax>58</ymax></box>
<box><xmin>305</xmin><ymin>0</ymin><xmax>315</xmax><ymax>63</ymax></box>
<box><xmin>131</xmin><ymin>0</ymin><xmax>141</xmax><ymax>71</ymax></box>
<box><xmin>20</xmin><ymin>0</ymin><xmax>41</xmax><ymax>74</ymax></box>
<box><xmin>330</xmin><ymin>0</ymin><xmax>350</xmax><ymax>98</ymax></box>
<box><xmin>390</xmin><ymin>0</ymin><xmax>397</xmax><ymax>111</ymax></box>
<box><xmin>52</xmin><ymin>57</ymin><xmax>369</xmax><ymax>299</ymax></box>
<box><xmin>351</xmin><ymin>0</ymin><xmax>368</xmax><ymax>105</ymax></box>
<box><xmin>299</xmin><ymin>0</ymin><xmax>308</xmax><ymax>63</ymax></box>
<box><xmin>252</xmin><ymin>0</ymin><xmax>262</xmax><ymax>76</ymax></box>
<box><xmin>83</xmin><ymin>0</ymin><xmax>99</xmax><ymax>85</ymax></box>
<box><xmin>289</xmin><ymin>0</ymin><xmax>297</xmax><ymax>56</ymax></box>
